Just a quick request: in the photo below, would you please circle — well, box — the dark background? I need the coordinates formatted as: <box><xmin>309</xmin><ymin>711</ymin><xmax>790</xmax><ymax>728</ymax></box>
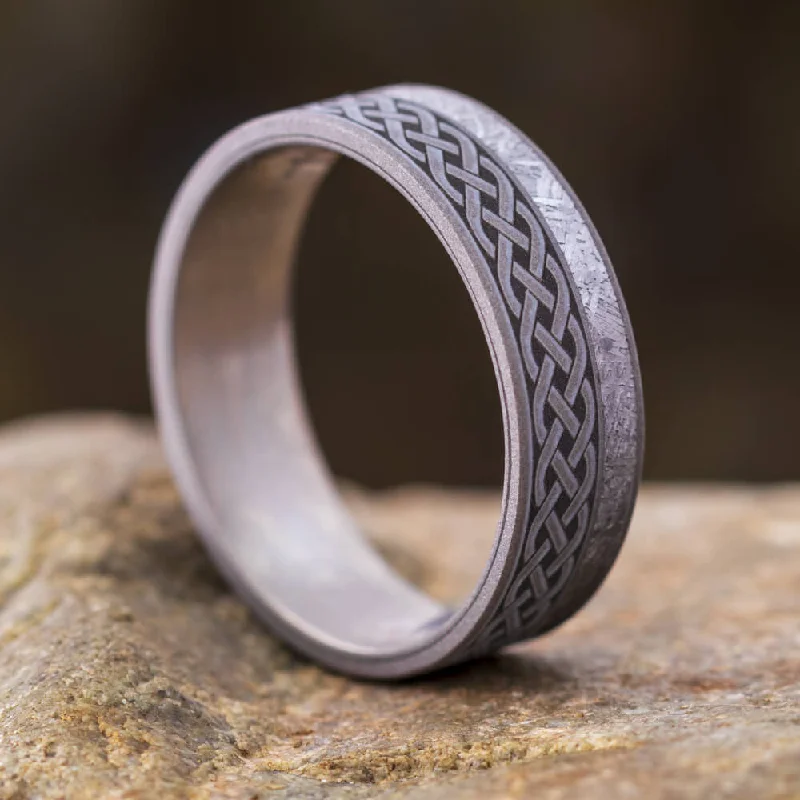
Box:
<box><xmin>1</xmin><ymin>1</ymin><xmax>798</xmax><ymax>487</ymax></box>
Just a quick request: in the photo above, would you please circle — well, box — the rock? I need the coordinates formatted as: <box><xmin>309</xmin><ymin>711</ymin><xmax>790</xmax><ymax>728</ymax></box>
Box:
<box><xmin>0</xmin><ymin>415</ymin><xmax>797</xmax><ymax>799</ymax></box>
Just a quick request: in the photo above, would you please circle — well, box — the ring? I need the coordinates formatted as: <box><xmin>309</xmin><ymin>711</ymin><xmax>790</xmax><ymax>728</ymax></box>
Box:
<box><xmin>149</xmin><ymin>85</ymin><xmax>644</xmax><ymax>679</ymax></box>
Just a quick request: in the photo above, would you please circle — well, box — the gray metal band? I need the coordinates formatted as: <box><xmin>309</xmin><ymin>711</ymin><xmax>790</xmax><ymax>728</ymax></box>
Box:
<box><xmin>148</xmin><ymin>85</ymin><xmax>643</xmax><ymax>679</ymax></box>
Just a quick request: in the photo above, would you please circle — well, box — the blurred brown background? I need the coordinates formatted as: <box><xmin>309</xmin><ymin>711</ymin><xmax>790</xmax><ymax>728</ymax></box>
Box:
<box><xmin>0</xmin><ymin>1</ymin><xmax>798</xmax><ymax>487</ymax></box>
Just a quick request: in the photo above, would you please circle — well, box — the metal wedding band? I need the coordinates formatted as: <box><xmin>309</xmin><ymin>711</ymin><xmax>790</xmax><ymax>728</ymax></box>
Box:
<box><xmin>149</xmin><ymin>85</ymin><xmax>644</xmax><ymax>679</ymax></box>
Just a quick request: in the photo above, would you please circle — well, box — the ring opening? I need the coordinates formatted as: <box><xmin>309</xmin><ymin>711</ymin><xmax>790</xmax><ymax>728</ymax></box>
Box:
<box><xmin>171</xmin><ymin>143</ymin><xmax>504</xmax><ymax>655</ymax></box>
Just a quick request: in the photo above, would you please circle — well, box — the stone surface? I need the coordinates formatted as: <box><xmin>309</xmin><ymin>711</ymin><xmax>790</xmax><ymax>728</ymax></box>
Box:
<box><xmin>0</xmin><ymin>415</ymin><xmax>797</xmax><ymax>799</ymax></box>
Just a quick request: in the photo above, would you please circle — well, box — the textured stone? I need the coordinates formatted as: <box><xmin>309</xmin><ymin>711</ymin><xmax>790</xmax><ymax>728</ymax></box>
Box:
<box><xmin>0</xmin><ymin>416</ymin><xmax>797</xmax><ymax>799</ymax></box>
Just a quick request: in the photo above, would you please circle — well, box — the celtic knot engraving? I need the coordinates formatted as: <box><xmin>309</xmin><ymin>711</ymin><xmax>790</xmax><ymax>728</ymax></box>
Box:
<box><xmin>315</xmin><ymin>94</ymin><xmax>599</xmax><ymax>651</ymax></box>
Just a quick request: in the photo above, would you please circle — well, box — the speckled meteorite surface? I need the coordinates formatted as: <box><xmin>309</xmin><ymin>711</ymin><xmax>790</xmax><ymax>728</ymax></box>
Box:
<box><xmin>0</xmin><ymin>416</ymin><xmax>797</xmax><ymax>799</ymax></box>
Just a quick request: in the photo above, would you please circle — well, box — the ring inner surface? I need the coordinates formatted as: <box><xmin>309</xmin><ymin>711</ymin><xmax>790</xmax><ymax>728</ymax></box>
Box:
<box><xmin>174</xmin><ymin>145</ymin><xmax>460</xmax><ymax>654</ymax></box>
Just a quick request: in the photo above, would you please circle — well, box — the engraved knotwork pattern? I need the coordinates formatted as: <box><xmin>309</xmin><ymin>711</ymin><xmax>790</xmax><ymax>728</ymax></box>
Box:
<box><xmin>316</xmin><ymin>94</ymin><xmax>599</xmax><ymax>651</ymax></box>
